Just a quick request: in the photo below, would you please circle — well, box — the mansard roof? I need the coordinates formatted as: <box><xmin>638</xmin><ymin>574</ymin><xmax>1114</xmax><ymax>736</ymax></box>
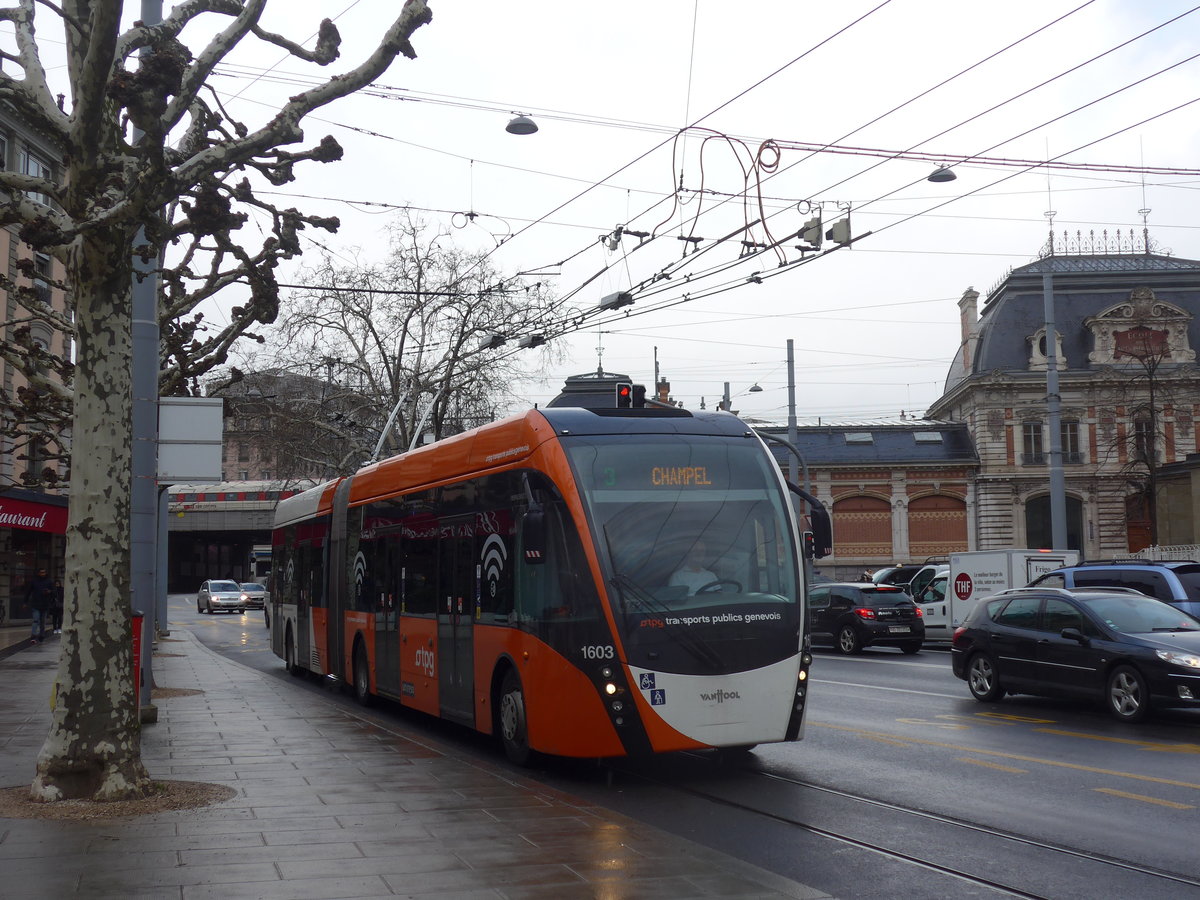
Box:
<box><xmin>961</xmin><ymin>253</ymin><xmax>1200</xmax><ymax>382</ymax></box>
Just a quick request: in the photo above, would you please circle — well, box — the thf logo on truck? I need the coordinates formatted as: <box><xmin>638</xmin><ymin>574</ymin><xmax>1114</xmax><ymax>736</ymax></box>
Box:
<box><xmin>954</xmin><ymin>573</ymin><xmax>974</xmax><ymax>601</ymax></box>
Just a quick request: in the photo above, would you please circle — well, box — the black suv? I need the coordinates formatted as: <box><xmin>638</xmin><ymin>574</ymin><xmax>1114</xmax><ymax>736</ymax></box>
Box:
<box><xmin>1028</xmin><ymin>561</ymin><xmax>1200</xmax><ymax>618</ymax></box>
<box><xmin>808</xmin><ymin>583</ymin><xmax>925</xmax><ymax>654</ymax></box>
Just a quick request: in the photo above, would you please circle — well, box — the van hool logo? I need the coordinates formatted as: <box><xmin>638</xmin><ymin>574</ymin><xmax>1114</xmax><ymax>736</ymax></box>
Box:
<box><xmin>700</xmin><ymin>689</ymin><xmax>741</xmax><ymax>703</ymax></box>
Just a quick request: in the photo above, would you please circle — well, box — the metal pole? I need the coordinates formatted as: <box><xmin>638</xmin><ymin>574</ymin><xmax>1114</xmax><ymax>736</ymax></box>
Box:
<box><xmin>786</xmin><ymin>339</ymin><xmax>798</xmax><ymax>485</ymax></box>
<box><xmin>1042</xmin><ymin>273</ymin><xmax>1068</xmax><ymax>549</ymax></box>
<box><xmin>131</xmin><ymin>0</ymin><xmax>164</xmax><ymax>721</ymax></box>
<box><xmin>156</xmin><ymin>486</ymin><xmax>169</xmax><ymax>637</ymax></box>
<box><xmin>722</xmin><ymin>382</ymin><xmax>730</xmax><ymax>412</ymax></box>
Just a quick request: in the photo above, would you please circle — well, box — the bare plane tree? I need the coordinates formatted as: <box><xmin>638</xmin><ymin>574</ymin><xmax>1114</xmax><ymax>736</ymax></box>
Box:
<box><xmin>0</xmin><ymin>0</ymin><xmax>432</xmax><ymax>802</ymax></box>
<box><xmin>233</xmin><ymin>211</ymin><xmax>561</xmax><ymax>476</ymax></box>
<box><xmin>1094</xmin><ymin>325</ymin><xmax>1199</xmax><ymax>548</ymax></box>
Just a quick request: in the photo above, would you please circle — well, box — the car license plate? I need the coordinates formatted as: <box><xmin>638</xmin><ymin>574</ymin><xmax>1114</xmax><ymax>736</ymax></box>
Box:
<box><xmin>888</xmin><ymin>626</ymin><xmax>910</xmax><ymax>633</ymax></box>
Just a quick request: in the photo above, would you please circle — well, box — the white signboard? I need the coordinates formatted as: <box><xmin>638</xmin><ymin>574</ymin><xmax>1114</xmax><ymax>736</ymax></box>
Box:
<box><xmin>157</xmin><ymin>397</ymin><xmax>224</xmax><ymax>482</ymax></box>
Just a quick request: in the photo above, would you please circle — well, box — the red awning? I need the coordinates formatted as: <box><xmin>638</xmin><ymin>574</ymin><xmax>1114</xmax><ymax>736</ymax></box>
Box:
<box><xmin>0</xmin><ymin>495</ymin><xmax>68</xmax><ymax>534</ymax></box>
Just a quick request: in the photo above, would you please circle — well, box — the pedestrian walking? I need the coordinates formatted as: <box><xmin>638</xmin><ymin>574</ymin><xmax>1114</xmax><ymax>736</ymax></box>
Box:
<box><xmin>51</xmin><ymin>578</ymin><xmax>64</xmax><ymax>633</ymax></box>
<box><xmin>25</xmin><ymin>567</ymin><xmax>54</xmax><ymax>644</ymax></box>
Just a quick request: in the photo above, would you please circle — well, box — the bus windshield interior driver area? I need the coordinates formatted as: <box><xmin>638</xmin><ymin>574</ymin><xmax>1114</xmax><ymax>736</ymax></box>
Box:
<box><xmin>268</xmin><ymin>402</ymin><xmax>831</xmax><ymax>765</ymax></box>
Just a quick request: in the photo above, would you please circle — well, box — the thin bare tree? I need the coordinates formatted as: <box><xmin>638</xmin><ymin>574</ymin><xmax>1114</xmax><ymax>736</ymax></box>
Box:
<box><xmin>235</xmin><ymin>212</ymin><xmax>560</xmax><ymax>475</ymax></box>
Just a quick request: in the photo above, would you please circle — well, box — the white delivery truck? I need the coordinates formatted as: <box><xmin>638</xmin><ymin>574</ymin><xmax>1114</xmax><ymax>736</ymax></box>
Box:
<box><xmin>918</xmin><ymin>549</ymin><xmax>1080</xmax><ymax>643</ymax></box>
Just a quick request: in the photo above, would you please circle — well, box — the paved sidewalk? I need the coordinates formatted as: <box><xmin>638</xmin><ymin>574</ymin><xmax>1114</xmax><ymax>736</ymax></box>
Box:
<box><xmin>0</xmin><ymin>629</ymin><xmax>831</xmax><ymax>899</ymax></box>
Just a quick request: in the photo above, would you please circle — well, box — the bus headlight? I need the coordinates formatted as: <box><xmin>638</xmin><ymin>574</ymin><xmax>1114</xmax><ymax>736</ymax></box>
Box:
<box><xmin>798</xmin><ymin>670</ymin><xmax>807</xmax><ymax>681</ymax></box>
<box><xmin>604</xmin><ymin>682</ymin><xmax>618</xmax><ymax>695</ymax></box>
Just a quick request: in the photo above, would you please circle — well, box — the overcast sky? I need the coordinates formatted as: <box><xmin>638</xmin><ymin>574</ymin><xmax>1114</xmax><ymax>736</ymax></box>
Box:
<box><xmin>18</xmin><ymin>1</ymin><xmax>1200</xmax><ymax>423</ymax></box>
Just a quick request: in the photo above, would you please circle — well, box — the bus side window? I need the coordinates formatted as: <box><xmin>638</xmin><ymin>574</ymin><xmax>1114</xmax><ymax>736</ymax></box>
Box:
<box><xmin>401</xmin><ymin>493</ymin><xmax>438</xmax><ymax>615</ymax></box>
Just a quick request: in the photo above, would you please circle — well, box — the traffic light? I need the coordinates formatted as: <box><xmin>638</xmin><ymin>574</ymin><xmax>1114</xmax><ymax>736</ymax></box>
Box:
<box><xmin>615</xmin><ymin>382</ymin><xmax>633</xmax><ymax>407</ymax></box>
<box><xmin>631</xmin><ymin>384</ymin><xmax>646</xmax><ymax>408</ymax></box>
<box><xmin>800</xmin><ymin>215</ymin><xmax>822</xmax><ymax>249</ymax></box>
<box><xmin>825</xmin><ymin>216</ymin><xmax>851</xmax><ymax>246</ymax></box>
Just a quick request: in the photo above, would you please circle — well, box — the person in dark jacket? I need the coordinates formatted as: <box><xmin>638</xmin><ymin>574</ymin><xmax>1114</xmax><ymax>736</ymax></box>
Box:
<box><xmin>51</xmin><ymin>579</ymin><xmax>64</xmax><ymax>633</ymax></box>
<box><xmin>26</xmin><ymin>568</ymin><xmax>54</xmax><ymax>644</ymax></box>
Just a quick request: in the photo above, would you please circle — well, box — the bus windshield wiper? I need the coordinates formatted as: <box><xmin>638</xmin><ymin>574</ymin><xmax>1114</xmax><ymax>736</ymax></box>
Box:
<box><xmin>609</xmin><ymin>572</ymin><xmax>723</xmax><ymax>671</ymax></box>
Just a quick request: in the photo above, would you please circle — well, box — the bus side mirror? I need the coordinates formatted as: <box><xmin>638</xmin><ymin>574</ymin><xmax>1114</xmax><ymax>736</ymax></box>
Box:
<box><xmin>788</xmin><ymin>484</ymin><xmax>832</xmax><ymax>560</ymax></box>
<box><xmin>522</xmin><ymin>504</ymin><xmax>546</xmax><ymax>565</ymax></box>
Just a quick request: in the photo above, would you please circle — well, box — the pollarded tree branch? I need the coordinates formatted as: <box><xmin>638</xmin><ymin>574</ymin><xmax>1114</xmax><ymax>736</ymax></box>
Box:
<box><xmin>0</xmin><ymin>1</ymin><xmax>68</xmax><ymax>134</ymax></box>
<box><xmin>63</xmin><ymin>0</ymin><xmax>122</xmax><ymax>162</ymax></box>
<box><xmin>250</xmin><ymin>18</ymin><xmax>340</xmax><ymax>65</ymax></box>
<box><xmin>166</xmin><ymin>0</ymin><xmax>431</xmax><ymax>198</ymax></box>
<box><xmin>158</xmin><ymin>0</ymin><xmax>267</xmax><ymax>135</ymax></box>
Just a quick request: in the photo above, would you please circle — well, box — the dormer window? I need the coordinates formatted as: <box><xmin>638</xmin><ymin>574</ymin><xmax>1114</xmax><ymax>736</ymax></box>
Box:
<box><xmin>844</xmin><ymin>432</ymin><xmax>873</xmax><ymax>444</ymax></box>
<box><xmin>1029</xmin><ymin>328</ymin><xmax>1067</xmax><ymax>371</ymax></box>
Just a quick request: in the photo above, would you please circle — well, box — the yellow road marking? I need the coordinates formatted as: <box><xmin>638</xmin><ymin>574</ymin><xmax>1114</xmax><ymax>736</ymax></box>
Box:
<box><xmin>812</xmin><ymin>721</ymin><xmax>1200</xmax><ymax>792</ymax></box>
<box><xmin>976</xmin><ymin>711</ymin><xmax>1055</xmax><ymax>724</ymax></box>
<box><xmin>1094</xmin><ymin>788</ymin><xmax>1194</xmax><ymax>810</ymax></box>
<box><xmin>1036</xmin><ymin>728</ymin><xmax>1200</xmax><ymax>754</ymax></box>
<box><xmin>865</xmin><ymin>735</ymin><xmax>912</xmax><ymax>747</ymax></box>
<box><xmin>957</xmin><ymin>757</ymin><xmax>1027</xmax><ymax>774</ymax></box>
<box><xmin>895</xmin><ymin>717</ymin><xmax>970</xmax><ymax>730</ymax></box>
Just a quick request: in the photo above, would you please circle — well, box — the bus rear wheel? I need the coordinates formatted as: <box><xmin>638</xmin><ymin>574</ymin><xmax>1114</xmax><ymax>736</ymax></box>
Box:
<box><xmin>498</xmin><ymin>669</ymin><xmax>531</xmax><ymax>766</ymax></box>
<box><xmin>285</xmin><ymin>630</ymin><xmax>303</xmax><ymax>677</ymax></box>
<box><xmin>353</xmin><ymin>644</ymin><xmax>374</xmax><ymax>707</ymax></box>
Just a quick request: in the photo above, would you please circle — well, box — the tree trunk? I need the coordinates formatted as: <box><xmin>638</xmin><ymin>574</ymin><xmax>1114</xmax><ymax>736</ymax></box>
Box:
<box><xmin>31</xmin><ymin>229</ymin><xmax>148</xmax><ymax>801</ymax></box>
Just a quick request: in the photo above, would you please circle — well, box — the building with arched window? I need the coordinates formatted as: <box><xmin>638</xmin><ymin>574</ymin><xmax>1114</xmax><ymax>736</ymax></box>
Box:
<box><xmin>752</xmin><ymin>239</ymin><xmax>1200</xmax><ymax>577</ymax></box>
<box><xmin>929</xmin><ymin>239</ymin><xmax>1200</xmax><ymax>558</ymax></box>
<box><xmin>758</xmin><ymin>421</ymin><xmax>976</xmax><ymax>579</ymax></box>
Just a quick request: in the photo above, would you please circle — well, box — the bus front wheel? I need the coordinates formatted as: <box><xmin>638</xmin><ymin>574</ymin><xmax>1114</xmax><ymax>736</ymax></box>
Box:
<box><xmin>498</xmin><ymin>669</ymin><xmax>531</xmax><ymax>766</ymax></box>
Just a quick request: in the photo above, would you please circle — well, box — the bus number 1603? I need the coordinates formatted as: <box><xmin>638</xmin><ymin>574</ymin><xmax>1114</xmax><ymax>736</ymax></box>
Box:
<box><xmin>581</xmin><ymin>645</ymin><xmax>615</xmax><ymax>660</ymax></box>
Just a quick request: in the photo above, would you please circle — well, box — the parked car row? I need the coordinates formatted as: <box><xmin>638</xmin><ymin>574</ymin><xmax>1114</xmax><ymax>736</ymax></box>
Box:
<box><xmin>196</xmin><ymin>579</ymin><xmax>269</xmax><ymax>614</ymax></box>
<box><xmin>816</xmin><ymin>557</ymin><xmax>1200</xmax><ymax>724</ymax></box>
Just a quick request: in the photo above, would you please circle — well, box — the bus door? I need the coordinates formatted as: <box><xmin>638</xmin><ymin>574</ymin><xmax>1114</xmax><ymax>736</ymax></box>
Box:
<box><xmin>374</xmin><ymin>545</ymin><xmax>401</xmax><ymax>696</ymax></box>
<box><xmin>326</xmin><ymin>478</ymin><xmax>354</xmax><ymax>678</ymax></box>
<box><xmin>437</xmin><ymin>523</ymin><xmax>475</xmax><ymax>724</ymax></box>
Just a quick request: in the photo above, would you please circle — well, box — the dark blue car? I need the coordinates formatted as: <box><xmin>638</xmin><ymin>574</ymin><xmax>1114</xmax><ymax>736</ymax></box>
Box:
<box><xmin>952</xmin><ymin>586</ymin><xmax>1200</xmax><ymax>722</ymax></box>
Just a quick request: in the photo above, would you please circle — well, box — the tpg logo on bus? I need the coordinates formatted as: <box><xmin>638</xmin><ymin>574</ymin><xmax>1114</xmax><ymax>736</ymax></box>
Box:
<box><xmin>954</xmin><ymin>573</ymin><xmax>974</xmax><ymax>601</ymax></box>
<box><xmin>415</xmin><ymin>646</ymin><xmax>435</xmax><ymax>677</ymax></box>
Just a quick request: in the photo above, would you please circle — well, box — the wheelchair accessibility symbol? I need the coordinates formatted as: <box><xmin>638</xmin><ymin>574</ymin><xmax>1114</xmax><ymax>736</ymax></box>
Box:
<box><xmin>639</xmin><ymin>673</ymin><xmax>656</xmax><ymax>690</ymax></box>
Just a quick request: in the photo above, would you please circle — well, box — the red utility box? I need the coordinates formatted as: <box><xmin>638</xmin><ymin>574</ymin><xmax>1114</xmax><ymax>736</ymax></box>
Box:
<box><xmin>132</xmin><ymin>611</ymin><xmax>144</xmax><ymax>710</ymax></box>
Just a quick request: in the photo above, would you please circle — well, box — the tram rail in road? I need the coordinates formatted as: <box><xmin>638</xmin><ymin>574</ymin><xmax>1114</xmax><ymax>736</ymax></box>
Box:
<box><xmin>599</xmin><ymin>755</ymin><xmax>1200</xmax><ymax>899</ymax></box>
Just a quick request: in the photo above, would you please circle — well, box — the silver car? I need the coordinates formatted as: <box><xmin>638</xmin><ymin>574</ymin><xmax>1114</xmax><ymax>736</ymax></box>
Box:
<box><xmin>239</xmin><ymin>582</ymin><xmax>268</xmax><ymax>610</ymax></box>
<box><xmin>197</xmin><ymin>579</ymin><xmax>246</xmax><ymax>614</ymax></box>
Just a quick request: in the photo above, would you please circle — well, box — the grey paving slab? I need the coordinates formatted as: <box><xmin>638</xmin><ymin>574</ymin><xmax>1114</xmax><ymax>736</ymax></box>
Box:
<box><xmin>0</xmin><ymin>626</ymin><xmax>831</xmax><ymax>899</ymax></box>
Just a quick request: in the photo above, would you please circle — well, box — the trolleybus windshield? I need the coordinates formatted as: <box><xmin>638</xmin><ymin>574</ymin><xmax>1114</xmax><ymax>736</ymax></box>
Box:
<box><xmin>565</xmin><ymin>435</ymin><xmax>800</xmax><ymax>674</ymax></box>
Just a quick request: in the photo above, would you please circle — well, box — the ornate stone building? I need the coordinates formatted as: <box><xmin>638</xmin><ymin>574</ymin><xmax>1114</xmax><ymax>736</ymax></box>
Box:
<box><xmin>929</xmin><ymin>243</ymin><xmax>1200</xmax><ymax>558</ymax></box>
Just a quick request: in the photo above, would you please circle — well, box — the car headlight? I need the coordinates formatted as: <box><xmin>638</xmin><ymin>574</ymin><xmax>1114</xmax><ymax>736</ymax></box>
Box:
<box><xmin>1156</xmin><ymin>649</ymin><xmax>1200</xmax><ymax>669</ymax></box>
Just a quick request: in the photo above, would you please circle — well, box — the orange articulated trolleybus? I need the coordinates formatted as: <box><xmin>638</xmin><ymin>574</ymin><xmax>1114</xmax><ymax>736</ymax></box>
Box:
<box><xmin>268</xmin><ymin>405</ymin><xmax>831</xmax><ymax>763</ymax></box>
